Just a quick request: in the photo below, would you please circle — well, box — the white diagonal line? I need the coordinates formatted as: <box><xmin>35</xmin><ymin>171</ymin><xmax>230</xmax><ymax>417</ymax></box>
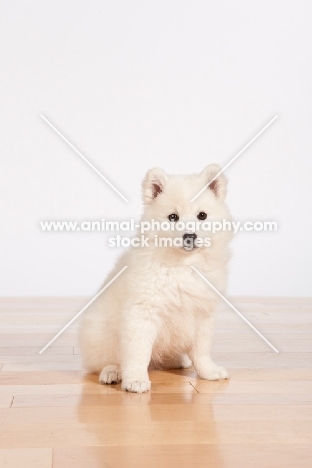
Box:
<box><xmin>191</xmin><ymin>266</ymin><xmax>279</xmax><ymax>353</ymax></box>
<box><xmin>39</xmin><ymin>266</ymin><xmax>128</xmax><ymax>354</ymax></box>
<box><xmin>40</xmin><ymin>114</ymin><xmax>129</xmax><ymax>203</ymax></box>
<box><xmin>190</xmin><ymin>114</ymin><xmax>278</xmax><ymax>202</ymax></box>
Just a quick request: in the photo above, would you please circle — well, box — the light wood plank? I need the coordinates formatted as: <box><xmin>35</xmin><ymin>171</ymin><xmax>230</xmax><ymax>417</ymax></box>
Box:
<box><xmin>226</xmin><ymin>368</ymin><xmax>312</xmax><ymax>380</ymax></box>
<box><xmin>0</xmin><ymin>347</ymin><xmax>73</xmax><ymax>356</ymax></box>
<box><xmin>12</xmin><ymin>392</ymin><xmax>312</xmax><ymax>407</ymax></box>
<box><xmin>191</xmin><ymin>380</ymin><xmax>312</xmax><ymax>394</ymax></box>
<box><xmin>0</xmin><ymin>371</ymin><xmax>87</xmax><ymax>385</ymax></box>
<box><xmin>0</xmin><ymin>449</ymin><xmax>52</xmax><ymax>468</ymax></box>
<box><xmin>52</xmin><ymin>444</ymin><xmax>312</xmax><ymax>468</ymax></box>
<box><xmin>1</xmin><ymin>420</ymin><xmax>312</xmax><ymax>448</ymax></box>
<box><xmin>2</xmin><ymin>404</ymin><xmax>312</xmax><ymax>424</ymax></box>
<box><xmin>0</xmin><ymin>395</ymin><xmax>13</xmax><ymax>408</ymax></box>
<box><xmin>1</xmin><ymin>362</ymin><xmax>83</xmax><ymax>371</ymax></box>
<box><xmin>0</xmin><ymin>333</ymin><xmax>78</xmax><ymax>346</ymax></box>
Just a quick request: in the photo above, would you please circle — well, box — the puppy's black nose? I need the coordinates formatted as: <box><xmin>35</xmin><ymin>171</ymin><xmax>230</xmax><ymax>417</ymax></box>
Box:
<box><xmin>183</xmin><ymin>233</ymin><xmax>197</xmax><ymax>241</ymax></box>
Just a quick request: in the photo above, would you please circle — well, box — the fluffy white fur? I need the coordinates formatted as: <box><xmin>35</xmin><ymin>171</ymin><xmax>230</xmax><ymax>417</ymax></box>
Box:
<box><xmin>80</xmin><ymin>164</ymin><xmax>232</xmax><ymax>393</ymax></box>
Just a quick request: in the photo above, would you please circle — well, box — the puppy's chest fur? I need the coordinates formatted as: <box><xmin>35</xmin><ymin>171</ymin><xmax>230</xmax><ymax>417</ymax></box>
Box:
<box><xmin>131</xmin><ymin>265</ymin><xmax>216</xmax><ymax>317</ymax></box>
<box><xmin>143</xmin><ymin>266</ymin><xmax>214</xmax><ymax>357</ymax></box>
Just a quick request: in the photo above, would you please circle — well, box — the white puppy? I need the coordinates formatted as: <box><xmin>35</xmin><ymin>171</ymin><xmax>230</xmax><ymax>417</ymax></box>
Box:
<box><xmin>80</xmin><ymin>165</ymin><xmax>232</xmax><ymax>393</ymax></box>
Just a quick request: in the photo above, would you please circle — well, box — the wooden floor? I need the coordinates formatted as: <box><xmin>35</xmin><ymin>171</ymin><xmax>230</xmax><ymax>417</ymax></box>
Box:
<box><xmin>0</xmin><ymin>297</ymin><xmax>312</xmax><ymax>467</ymax></box>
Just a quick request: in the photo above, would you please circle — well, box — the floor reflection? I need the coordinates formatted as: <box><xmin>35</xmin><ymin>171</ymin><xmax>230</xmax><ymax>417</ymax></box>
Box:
<box><xmin>74</xmin><ymin>369</ymin><xmax>226</xmax><ymax>467</ymax></box>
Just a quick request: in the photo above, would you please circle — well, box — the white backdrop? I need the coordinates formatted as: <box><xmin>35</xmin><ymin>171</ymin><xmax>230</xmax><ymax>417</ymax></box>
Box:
<box><xmin>1</xmin><ymin>0</ymin><xmax>311</xmax><ymax>296</ymax></box>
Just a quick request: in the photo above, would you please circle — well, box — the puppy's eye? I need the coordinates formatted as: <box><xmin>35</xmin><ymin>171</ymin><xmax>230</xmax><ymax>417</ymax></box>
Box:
<box><xmin>168</xmin><ymin>213</ymin><xmax>179</xmax><ymax>222</ymax></box>
<box><xmin>197</xmin><ymin>212</ymin><xmax>207</xmax><ymax>220</ymax></box>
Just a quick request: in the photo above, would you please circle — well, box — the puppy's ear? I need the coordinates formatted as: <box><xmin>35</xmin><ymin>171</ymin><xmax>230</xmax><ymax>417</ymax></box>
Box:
<box><xmin>201</xmin><ymin>164</ymin><xmax>227</xmax><ymax>201</ymax></box>
<box><xmin>142</xmin><ymin>167</ymin><xmax>167</xmax><ymax>204</ymax></box>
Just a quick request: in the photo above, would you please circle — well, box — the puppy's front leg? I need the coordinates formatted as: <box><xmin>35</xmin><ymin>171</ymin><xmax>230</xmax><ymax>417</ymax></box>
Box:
<box><xmin>191</xmin><ymin>314</ymin><xmax>228</xmax><ymax>381</ymax></box>
<box><xmin>120</xmin><ymin>309</ymin><xmax>157</xmax><ymax>393</ymax></box>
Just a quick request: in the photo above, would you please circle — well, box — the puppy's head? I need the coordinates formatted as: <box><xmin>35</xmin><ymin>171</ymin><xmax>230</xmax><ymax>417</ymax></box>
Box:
<box><xmin>141</xmin><ymin>165</ymin><xmax>232</xmax><ymax>257</ymax></box>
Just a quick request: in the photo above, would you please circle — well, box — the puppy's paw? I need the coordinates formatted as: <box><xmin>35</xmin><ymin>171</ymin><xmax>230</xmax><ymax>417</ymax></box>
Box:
<box><xmin>99</xmin><ymin>365</ymin><xmax>121</xmax><ymax>384</ymax></box>
<box><xmin>199</xmin><ymin>365</ymin><xmax>229</xmax><ymax>381</ymax></box>
<box><xmin>181</xmin><ymin>355</ymin><xmax>193</xmax><ymax>369</ymax></box>
<box><xmin>122</xmin><ymin>380</ymin><xmax>151</xmax><ymax>393</ymax></box>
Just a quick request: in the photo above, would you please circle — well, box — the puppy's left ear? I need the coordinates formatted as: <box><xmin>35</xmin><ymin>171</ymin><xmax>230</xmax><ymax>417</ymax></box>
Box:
<box><xmin>142</xmin><ymin>167</ymin><xmax>168</xmax><ymax>204</ymax></box>
<box><xmin>201</xmin><ymin>164</ymin><xmax>227</xmax><ymax>201</ymax></box>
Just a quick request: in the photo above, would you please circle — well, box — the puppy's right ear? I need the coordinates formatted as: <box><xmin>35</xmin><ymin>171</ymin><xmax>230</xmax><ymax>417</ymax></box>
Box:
<box><xmin>142</xmin><ymin>167</ymin><xmax>167</xmax><ymax>204</ymax></box>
